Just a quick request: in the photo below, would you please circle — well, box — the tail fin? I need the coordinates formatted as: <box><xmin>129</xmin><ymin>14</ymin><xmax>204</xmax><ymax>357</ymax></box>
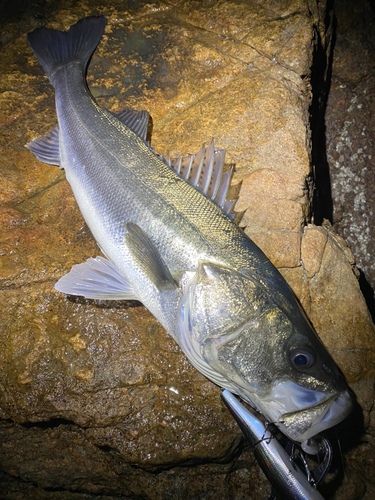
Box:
<box><xmin>27</xmin><ymin>16</ymin><xmax>107</xmax><ymax>86</ymax></box>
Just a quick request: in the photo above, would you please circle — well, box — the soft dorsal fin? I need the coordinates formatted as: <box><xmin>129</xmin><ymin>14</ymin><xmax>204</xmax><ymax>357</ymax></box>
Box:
<box><xmin>26</xmin><ymin>126</ymin><xmax>61</xmax><ymax>166</ymax></box>
<box><xmin>26</xmin><ymin>107</ymin><xmax>149</xmax><ymax>166</ymax></box>
<box><xmin>162</xmin><ymin>139</ymin><xmax>241</xmax><ymax>220</ymax></box>
<box><xmin>112</xmin><ymin>109</ymin><xmax>149</xmax><ymax>141</ymax></box>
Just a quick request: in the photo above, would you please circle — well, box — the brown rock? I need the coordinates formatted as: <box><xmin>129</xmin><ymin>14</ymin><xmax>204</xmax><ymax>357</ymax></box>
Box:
<box><xmin>301</xmin><ymin>224</ymin><xmax>375</xmax><ymax>382</ymax></box>
<box><xmin>301</xmin><ymin>225</ymin><xmax>328</xmax><ymax>278</ymax></box>
<box><xmin>1</xmin><ymin>1</ymin><xmax>374</xmax><ymax>499</ymax></box>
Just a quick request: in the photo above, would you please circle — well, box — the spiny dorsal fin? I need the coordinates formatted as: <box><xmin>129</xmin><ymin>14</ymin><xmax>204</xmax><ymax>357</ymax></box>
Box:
<box><xmin>112</xmin><ymin>109</ymin><xmax>149</xmax><ymax>141</ymax></box>
<box><xmin>162</xmin><ymin>139</ymin><xmax>241</xmax><ymax>221</ymax></box>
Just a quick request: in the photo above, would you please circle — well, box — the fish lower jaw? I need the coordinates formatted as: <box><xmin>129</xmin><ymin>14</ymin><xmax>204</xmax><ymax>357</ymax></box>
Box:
<box><xmin>275</xmin><ymin>389</ymin><xmax>353</xmax><ymax>443</ymax></box>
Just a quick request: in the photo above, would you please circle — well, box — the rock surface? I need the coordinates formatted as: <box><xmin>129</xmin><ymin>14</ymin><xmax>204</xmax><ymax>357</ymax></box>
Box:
<box><xmin>0</xmin><ymin>0</ymin><xmax>374</xmax><ymax>499</ymax></box>
<box><xmin>326</xmin><ymin>0</ymin><xmax>375</xmax><ymax>317</ymax></box>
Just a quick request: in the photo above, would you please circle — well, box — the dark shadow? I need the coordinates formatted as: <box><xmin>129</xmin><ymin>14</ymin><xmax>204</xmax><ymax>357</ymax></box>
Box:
<box><xmin>147</xmin><ymin>114</ymin><xmax>154</xmax><ymax>145</ymax></box>
<box><xmin>310</xmin><ymin>0</ymin><xmax>336</xmax><ymax>225</ymax></box>
<box><xmin>319</xmin><ymin>399</ymin><xmax>365</xmax><ymax>498</ymax></box>
<box><xmin>20</xmin><ymin>417</ymin><xmax>77</xmax><ymax>429</ymax></box>
<box><xmin>66</xmin><ymin>294</ymin><xmax>143</xmax><ymax>309</ymax></box>
<box><xmin>358</xmin><ymin>269</ymin><xmax>375</xmax><ymax>322</ymax></box>
<box><xmin>0</xmin><ymin>0</ymin><xmax>59</xmax><ymax>24</ymax></box>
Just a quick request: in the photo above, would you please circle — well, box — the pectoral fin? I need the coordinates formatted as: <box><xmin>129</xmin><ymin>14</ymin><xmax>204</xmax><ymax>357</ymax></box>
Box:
<box><xmin>124</xmin><ymin>222</ymin><xmax>176</xmax><ymax>294</ymax></box>
<box><xmin>55</xmin><ymin>256</ymin><xmax>138</xmax><ymax>300</ymax></box>
<box><xmin>122</xmin><ymin>223</ymin><xmax>180</xmax><ymax>336</ymax></box>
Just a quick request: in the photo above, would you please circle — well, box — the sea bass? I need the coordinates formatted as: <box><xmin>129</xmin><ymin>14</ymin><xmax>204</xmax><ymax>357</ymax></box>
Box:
<box><xmin>26</xmin><ymin>16</ymin><xmax>352</xmax><ymax>443</ymax></box>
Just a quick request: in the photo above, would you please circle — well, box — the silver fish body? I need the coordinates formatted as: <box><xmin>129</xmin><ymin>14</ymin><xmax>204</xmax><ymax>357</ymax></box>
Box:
<box><xmin>27</xmin><ymin>16</ymin><xmax>352</xmax><ymax>443</ymax></box>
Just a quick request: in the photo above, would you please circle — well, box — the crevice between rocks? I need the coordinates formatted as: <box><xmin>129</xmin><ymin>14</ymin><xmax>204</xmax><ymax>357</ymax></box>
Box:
<box><xmin>19</xmin><ymin>417</ymin><xmax>77</xmax><ymax>429</ymax></box>
<box><xmin>309</xmin><ymin>6</ymin><xmax>335</xmax><ymax>226</ymax></box>
<box><xmin>15</xmin><ymin>174</ymin><xmax>66</xmax><ymax>210</ymax></box>
<box><xmin>3</xmin><ymin>416</ymin><xmax>246</xmax><ymax>477</ymax></box>
<box><xmin>309</xmin><ymin>4</ymin><xmax>375</xmax><ymax>320</ymax></box>
<box><xmin>358</xmin><ymin>270</ymin><xmax>375</xmax><ymax>322</ymax></box>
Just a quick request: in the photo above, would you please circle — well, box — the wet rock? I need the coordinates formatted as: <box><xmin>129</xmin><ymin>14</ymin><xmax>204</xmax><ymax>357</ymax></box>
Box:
<box><xmin>0</xmin><ymin>0</ymin><xmax>374</xmax><ymax>499</ymax></box>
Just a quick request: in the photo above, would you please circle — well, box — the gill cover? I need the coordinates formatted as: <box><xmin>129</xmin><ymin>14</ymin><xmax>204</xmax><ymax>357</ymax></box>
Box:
<box><xmin>177</xmin><ymin>261</ymin><xmax>280</xmax><ymax>399</ymax></box>
<box><xmin>177</xmin><ymin>261</ymin><xmax>352</xmax><ymax>442</ymax></box>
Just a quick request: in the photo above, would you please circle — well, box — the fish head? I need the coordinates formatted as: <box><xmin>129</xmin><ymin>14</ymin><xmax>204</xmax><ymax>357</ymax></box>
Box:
<box><xmin>178</xmin><ymin>261</ymin><xmax>353</xmax><ymax>442</ymax></box>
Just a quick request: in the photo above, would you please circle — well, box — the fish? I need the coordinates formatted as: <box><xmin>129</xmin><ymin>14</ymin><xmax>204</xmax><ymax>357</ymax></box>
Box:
<box><xmin>26</xmin><ymin>16</ymin><xmax>352</xmax><ymax>444</ymax></box>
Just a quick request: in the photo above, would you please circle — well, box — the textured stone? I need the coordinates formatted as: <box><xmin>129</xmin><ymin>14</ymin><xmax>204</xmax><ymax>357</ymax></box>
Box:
<box><xmin>1</xmin><ymin>1</ymin><xmax>374</xmax><ymax>499</ymax></box>
<box><xmin>301</xmin><ymin>225</ymin><xmax>328</xmax><ymax>278</ymax></box>
<box><xmin>301</xmin><ymin>225</ymin><xmax>375</xmax><ymax>382</ymax></box>
<box><xmin>326</xmin><ymin>0</ymin><xmax>375</xmax><ymax>310</ymax></box>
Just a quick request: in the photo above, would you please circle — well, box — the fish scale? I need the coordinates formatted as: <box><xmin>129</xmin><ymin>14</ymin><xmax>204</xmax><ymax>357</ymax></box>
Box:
<box><xmin>56</xmin><ymin>64</ymin><xmax>267</xmax><ymax>282</ymax></box>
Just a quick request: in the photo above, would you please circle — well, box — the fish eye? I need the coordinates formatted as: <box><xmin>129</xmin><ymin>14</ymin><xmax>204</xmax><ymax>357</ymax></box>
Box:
<box><xmin>289</xmin><ymin>348</ymin><xmax>316</xmax><ymax>370</ymax></box>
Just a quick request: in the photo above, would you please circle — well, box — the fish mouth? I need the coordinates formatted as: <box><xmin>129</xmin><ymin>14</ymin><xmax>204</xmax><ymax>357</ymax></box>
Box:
<box><xmin>277</xmin><ymin>390</ymin><xmax>353</xmax><ymax>442</ymax></box>
<box><xmin>286</xmin><ymin>389</ymin><xmax>353</xmax><ymax>442</ymax></box>
<box><xmin>253</xmin><ymin>381</ymin><xmax>353</xmax><ymax>442</ymax></box>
